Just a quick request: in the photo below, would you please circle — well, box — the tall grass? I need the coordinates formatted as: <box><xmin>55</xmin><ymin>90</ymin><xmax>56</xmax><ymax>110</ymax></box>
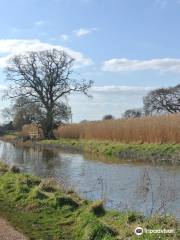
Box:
<box><xmin>57</xmin><ymin>114</ymin><xmax>180</xmax><ymax>143</ymax></box>
<box><xmin>21</xmin><ymin>124</ymin><xmax>43</xmax><ymax>138</ymax></box>
<box><xmin>22</xmin><ymin>124</ymin><xmax>38</xmax><ymax>135</ymax></box>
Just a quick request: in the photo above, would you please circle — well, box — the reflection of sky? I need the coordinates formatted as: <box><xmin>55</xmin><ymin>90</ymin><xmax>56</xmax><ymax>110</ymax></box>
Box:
<box><xmin>0</xmin><ymin>140</ymin><xmax>180</xmax><ymax>218</ymax></box>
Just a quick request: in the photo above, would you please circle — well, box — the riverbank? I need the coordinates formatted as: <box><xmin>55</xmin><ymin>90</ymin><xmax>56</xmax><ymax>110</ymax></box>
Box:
<box><xmin>41</xmin><ymin>139</ymin><xmax>180</xmax><ymax>164</ymax></box>
<box><xmin>0</xmin><ymin>162</ymin><xmax>179</xmax><ymax>240</ymax></box>
<box><xmin>1</xmin><ymin>135</ymin><xmax>180</xmax><ymax>164</ymax></box>
<box><xmin>0</xmin><ymin>135</ymin><xmax>180</xmax><ymax>165</ymax></box>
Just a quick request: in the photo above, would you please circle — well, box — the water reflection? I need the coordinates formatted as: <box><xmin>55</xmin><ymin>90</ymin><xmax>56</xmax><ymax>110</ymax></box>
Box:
<box><xmin>0</xmin><ymin>140</ymin><xmax>179</xmax><ymax>218</ymax></box>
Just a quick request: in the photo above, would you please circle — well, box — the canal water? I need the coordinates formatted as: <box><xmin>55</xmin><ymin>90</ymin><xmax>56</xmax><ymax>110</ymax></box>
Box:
<box><xmin>0</xmin><ymin>140</ymin><xmax>179</xmax><ymax>218</ymax></box>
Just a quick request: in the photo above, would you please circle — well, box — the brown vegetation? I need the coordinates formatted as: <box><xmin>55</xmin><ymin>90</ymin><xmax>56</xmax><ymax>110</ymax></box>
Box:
<box><xmin>57</xmin><ymin>113</ymin><xmax>180</xmax><ymax>143</ymax></box>
<box><xmin>22</xmin><ymin>124</ymin><xmax>43</xmax><ymax>138</ymax></box>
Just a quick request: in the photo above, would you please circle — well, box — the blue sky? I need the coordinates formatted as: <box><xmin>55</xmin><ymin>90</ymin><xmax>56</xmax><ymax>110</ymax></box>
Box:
<box><xmin>0</xmin><ymin>0</ymin><xmax>180</xmax><ymax>122</ymax></box>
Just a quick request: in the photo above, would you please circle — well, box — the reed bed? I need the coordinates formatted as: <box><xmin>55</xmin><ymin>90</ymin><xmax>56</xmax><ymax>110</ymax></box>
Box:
<box><xmin>22</xmin><ymin>124</ymin><xmax>38</xmax><ymax>135</ymax></box>
<box><xmin>57</xmin><ymin>114</ymin><xmax>180</xmax><ymax>143</ymax></box>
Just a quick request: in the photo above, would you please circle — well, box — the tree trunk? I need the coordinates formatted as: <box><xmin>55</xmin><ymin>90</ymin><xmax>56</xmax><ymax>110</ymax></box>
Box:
<box><xmin>42</xmin><ymin>113</ymin><xmax>56</xmax><ymax>139</ymax></box>
<box><xmin>43</xmin><ymin>127</ymin><xmax>56</xmax><ymax>139</ymax></box>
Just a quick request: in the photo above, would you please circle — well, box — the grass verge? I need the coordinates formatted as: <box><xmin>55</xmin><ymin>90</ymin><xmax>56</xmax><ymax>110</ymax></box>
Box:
<box><xmin>0</xmin><ymin>162</ymin><xmax>179</xmax><ymax>240</ymax></box>
<box><xmin>41</xmin><ymin>139</ymin><xmax>180</xmax><ymax>164</ymax></box>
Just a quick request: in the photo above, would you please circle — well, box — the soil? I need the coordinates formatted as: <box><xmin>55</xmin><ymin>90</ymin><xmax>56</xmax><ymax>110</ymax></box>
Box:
<box><xmin>0</xmin><ymin>218</ymin><xmax>27</xmax><ymax>240</ymax></box>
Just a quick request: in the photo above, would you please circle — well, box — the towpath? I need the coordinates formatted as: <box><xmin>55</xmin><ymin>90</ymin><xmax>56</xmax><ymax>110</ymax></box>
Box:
<box><xmin>0</xmin><ymin>217</ymin><xmax>27</xmax><ymax>240</ymax></box>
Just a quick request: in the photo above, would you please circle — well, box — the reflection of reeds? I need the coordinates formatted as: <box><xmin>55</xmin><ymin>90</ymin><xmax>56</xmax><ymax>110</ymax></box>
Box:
<box><xmin>57</xmin><ymin>113</ymin><xmax>180</xmax><ymax>143</ymax></box>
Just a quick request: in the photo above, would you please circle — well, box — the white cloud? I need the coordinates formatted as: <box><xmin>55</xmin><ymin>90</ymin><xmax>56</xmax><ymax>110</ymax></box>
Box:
<box><xmin>90</xmin><ymin>85</ymin><xmax>154</xmax><ymax>93</ymax></box>
<box><xmin>102</xmin><ymin>58</ymin><xmax>180</xmax><ymax>73</ymax></box>
<box><xmin>60</xmin><ymin>34</ymin><xmax>69</xmax><ymax>41</ymax></box>
<box><xmin>0</xmin><ymin>55</ymin><xmax>11</xmax><ymax>68</ymax></box>
<box><xmin>0</xmin><ymin>39</ymin><xmax>92</xmax><ymax>68</ymax></box>
<box><xmin>73</xmin><ymin>27</ymin><xmax>98</xmax><ymax>37</ymax></box>
<box><xmin>69</xmin><ymin>85</ymin><xmax>153</xmax><ymax>122</ymax></box>
<box><xmin>0</xmin><ymin>84</ymin><xmax>7</xmax><ymax>91</ymax></box>
<box><xmin>34</xmin><ymin>20</ymin><xmax>47</xmax><ymax>27</ymax></box>
<box><xmin>0</xmin><ymin>84</ymin><xmax>7</xmax><ymax>99</ymax></box>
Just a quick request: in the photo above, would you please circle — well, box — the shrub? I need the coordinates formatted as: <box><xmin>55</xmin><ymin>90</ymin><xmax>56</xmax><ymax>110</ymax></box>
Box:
<box><xmin>0</xmin><ymin>162</ymin><xmax>9</xmax><ymax>173</ymax></box>
<box><xmin>39</xmin><ymin>178</ymin><xmax>58</xmax><ymax>192</ymax></box>
<box><xmin>10</xmin><ymin>165</ymin><xmax>21</xmax><ymax>173</ymax></box>
<box><xmin>90</xmin><ymin>200</ymin><xmax>105</xmax><ymax>216</ymax></box>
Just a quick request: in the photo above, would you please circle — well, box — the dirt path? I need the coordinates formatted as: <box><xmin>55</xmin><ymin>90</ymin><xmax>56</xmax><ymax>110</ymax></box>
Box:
<box><xmin>0</xmin><ymin>218</ymin><xmax>27</xmax><ymax>240</ymax></box>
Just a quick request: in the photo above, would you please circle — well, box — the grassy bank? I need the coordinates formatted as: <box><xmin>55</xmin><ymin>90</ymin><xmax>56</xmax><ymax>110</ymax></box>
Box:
<box><xmin>1</xmin><ymin>135</ymin><xmax>180</xmax><ymax>163</ymax></box>
<box><xmin>41</xmin><ymin>139</ymin><xmax>180</xmax><ymax>164</ymax></box>
<box><xmin>0</xmin><ymin>162</ymin><xmax>179</xmax><ymax>240</ymax></box>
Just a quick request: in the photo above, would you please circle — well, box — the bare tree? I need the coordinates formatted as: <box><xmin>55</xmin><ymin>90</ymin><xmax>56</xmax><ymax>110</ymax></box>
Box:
<box><xmin>123</xmin><ymin>108</ymin><xmax>143</xmax><ymax>118</ymax></box>
<box><xmin>143</xmin><ymin>85</ymin><xmax>180</xmax><ymax>116</ymax></box>
<box><xmin>2</xmin><ymin>96</ymin><xmax>71</xmax><ymax>130</ymax></box>
<box><xmin>5</xmin><ymin>49</ymin><xmax>93</xmax><ymax>139</ymax></box>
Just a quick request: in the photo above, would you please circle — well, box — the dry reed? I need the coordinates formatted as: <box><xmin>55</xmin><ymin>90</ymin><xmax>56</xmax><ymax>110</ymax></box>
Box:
<box><xmin>57</xmin><ymin>114</ymin><xmax>180</xmax><ymax>144</ymax></box>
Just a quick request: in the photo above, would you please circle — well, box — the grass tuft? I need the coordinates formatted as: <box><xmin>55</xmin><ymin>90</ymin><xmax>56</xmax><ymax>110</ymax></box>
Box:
<box><xmin>127</xmin><ymin>212</ymin><xmax>144</xmax><ymax>223</ymax></box>
<box><xmin>28</xmin><ymin>187</ymin><xmax>49</xmax><ymax>200</ymax></box>
<box><xmin>90</xmin><ymin>200</ymin><xmax>105</xmax><ymax>216</ymax></box>
<box><xmin>10</xmin><ymin>165</ymin><xmax>21</xmax><ymax>173</ymax></box>
<box><xmin>0</xmin><ymin>162</ymin><xmax>9</xmax><ymax>173</ymax></box>
<box><xmin>39</xmin><ymin>178</ymin><xmax>58</xmax><ymax>192</ymax></box>
<box><xmin>56</xmin><ymin>196</ymin><xmax>79</xmax><ymax>209</ymax></box>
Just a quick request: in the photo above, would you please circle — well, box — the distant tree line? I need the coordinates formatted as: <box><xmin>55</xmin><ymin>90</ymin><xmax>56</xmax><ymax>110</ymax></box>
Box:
<box><xmin>103</xmin><ymin>84</ymin><xmax>180</xmax><ymax>120</ymax></box>
<box><xmin>2</xmin><ymin>83</ymin><xmax>180</xmax><ymax>133</ymax></box>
